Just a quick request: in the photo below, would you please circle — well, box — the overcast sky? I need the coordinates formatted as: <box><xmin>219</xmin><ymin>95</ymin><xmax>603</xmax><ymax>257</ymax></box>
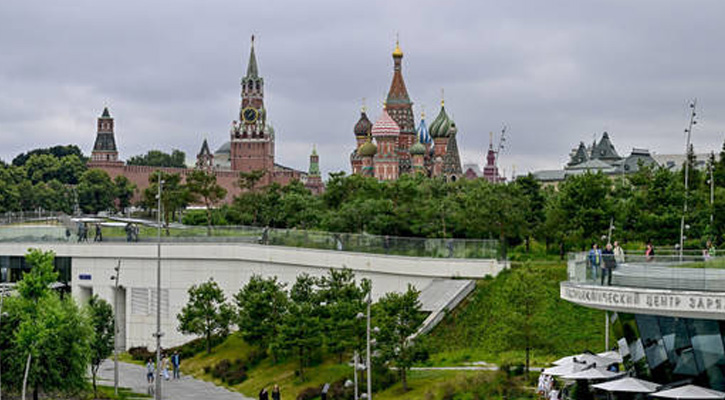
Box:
<box><xmin>1</xmin><ymin>0</ymin><xmax>724</xmax><ymax>178</ymax></box>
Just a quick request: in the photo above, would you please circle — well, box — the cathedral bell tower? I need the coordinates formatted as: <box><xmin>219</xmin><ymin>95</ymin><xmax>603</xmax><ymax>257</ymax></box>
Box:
<box><xmin>230</xmin><ymin>35</ymin><xmax>274</xmax><ymax>183</ymax></box>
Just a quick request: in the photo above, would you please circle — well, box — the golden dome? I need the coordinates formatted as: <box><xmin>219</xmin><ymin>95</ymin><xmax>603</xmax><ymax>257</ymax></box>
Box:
<box><xmin>392</xmin><ymin>40</ymin><xmax>403</xmax><ymax>57</ymax></box>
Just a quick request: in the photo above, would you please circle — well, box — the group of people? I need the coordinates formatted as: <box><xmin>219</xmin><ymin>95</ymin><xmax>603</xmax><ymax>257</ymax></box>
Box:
<box><xmin>72</xmin><ymin>223</ymin><xmax>103</xmax><ymax>242</ymax></box>
<box><xmin>537</xmin><ymin>373</ymin><xmax>559</xmax><ymax>400</ymax></box>
<box><xmin>258</xmin><ymin>385</ymin><xmax>281</xmax><ymax>400</ymax></box>
<box><xmin>145</xmin><ymin>351</ymin><xmax>182</xmax><ymax>384</ymax></box>
<box><xmin>588</xmin><ymin>241</ymin><xmax>625</xmax><ymax>286</ymax></box>
<box><xmin>125</xmin><ymin>222</ymin><xmax>140</xmax><ymax>242</ymax></box>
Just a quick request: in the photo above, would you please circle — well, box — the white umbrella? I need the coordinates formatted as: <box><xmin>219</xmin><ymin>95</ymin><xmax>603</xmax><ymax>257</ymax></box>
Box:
<box><xmin>652</xmin><ymin>384</ymin><xmax>725</xmax><ymax>399</ymax></box>
<box><xmin>597</xmin><ymin>351</ymin><xmax>623</xmax><ymax>363</ymax></box>
<box><xmin>553</xmin><ymin>353</ymin><xmax>620</xmax><ymax>367</ymax></box>
<box><xmin>553</xmin><ymin>355</ymin><xmax>577</xmax><ymax>366</ymax></box>
<box><xmin>575</xmin><ymin>353</ymin><xmax>620</xmax><ymax>367</ymax></box>
<box><xmin>543</xmin><ymin>363</ymin><xmax>586</xmax><ymax>377</ymax></box>
<box><xmin>591</xmin><ymin>377</ymin><xmax>660</xmax><ymax>393</ymax></box>
<box><xmin>562</xmin><ymin>367</ymin><xmax>624</xmax><ymax>380</ymax></box>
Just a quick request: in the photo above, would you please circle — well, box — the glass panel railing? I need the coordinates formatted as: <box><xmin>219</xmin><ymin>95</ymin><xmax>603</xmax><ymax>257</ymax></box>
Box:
<box><xmin>567</xmin><ymin>251</ymin><xmax>725</xmax><ymax>292</ymax></box>
<box><xmin>0</xmin><ymin>219</ymin><xmax>501</xmax><ymax>260</ymax></box>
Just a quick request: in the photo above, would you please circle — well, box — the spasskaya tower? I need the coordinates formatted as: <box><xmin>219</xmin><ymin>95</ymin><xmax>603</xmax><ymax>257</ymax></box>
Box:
<box><xmin>230</xmin><ymin>35</ymin><xmax>274</xmax><ymax>184</ymax></box>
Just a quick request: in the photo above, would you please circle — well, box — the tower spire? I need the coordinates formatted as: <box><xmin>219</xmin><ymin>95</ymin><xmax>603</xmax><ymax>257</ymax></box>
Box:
<box><xmin>246</xmin><ymin>34</ymin><xmax>259</xmax><ymax>78</ymax></box>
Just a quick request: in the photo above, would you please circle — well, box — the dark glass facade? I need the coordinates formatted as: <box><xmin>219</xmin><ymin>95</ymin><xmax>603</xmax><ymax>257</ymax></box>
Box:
<box><xmin>613</xmin><ymin>312</ymin><xmax>725</xmax><ymax>390</ymax></box>
<box><xmin>0</xmin><ymin>255</ymin><xmax>71</xmax><ymax>286</ymax></box>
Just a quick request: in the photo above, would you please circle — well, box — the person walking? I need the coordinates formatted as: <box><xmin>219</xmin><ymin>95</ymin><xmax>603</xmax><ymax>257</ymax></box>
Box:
<box><xmin>94</xmin><ymin>224</ymin><xmax>103</xmax><ymax>242</ymax></box>
<box><xmin>588</xmin><ymin>243</ymin><xmax>602</xmax><ymax>280</ymax></box>
<box><xmin>645</xmin><ymin>242</ymin><xmax>655</xmax><ymax>262</ymax></box>
<box><xmin>259</xmin><ymin>387</ymin><xmax>269</xmax><ymax>400</ymax></box>
<box><xmin>601</xmin><ymin>243</ymin><xmax>615</xmax><ymax>286</ymax></box>
<box><xmin>613</xmin><ymin>241</ymin><xmax>625</xmax><ymax>265</ymax></box>
<box><xmin>162</xmin><ymin>353</ymin><xmax>170</xmax><ymax>380</ymax></box>
<box><xmin>146</xmin><ymin>358</ymin><xmax>155</xmax><ymax>384</ymax></box>
<box><xmin>272</xmin><ymin>384</ymin><xmax>281</xmax><ymax>400</ymax></box>
<box><xmin>171</xmin><ymin>351</ymin><xmax>181</xmax><ymax>379</ymax></box>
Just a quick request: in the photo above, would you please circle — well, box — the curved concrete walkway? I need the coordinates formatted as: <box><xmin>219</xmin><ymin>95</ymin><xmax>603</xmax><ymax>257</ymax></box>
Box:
<box><xmin>97</xmin><ymin>360</ymin><xmax>252</xmax><ymax>400</ymax></box>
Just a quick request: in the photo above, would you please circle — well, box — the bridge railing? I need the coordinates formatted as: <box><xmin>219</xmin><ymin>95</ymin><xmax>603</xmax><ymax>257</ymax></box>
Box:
<box><xmin>567</xmin><ymin>251</ymin><xmax>725</xmax><ymax>292</ymax></box>
<box><xmin>0</xmin><ymin>222</ymin><xmax>501</xmax><ymax>260</ymax></box>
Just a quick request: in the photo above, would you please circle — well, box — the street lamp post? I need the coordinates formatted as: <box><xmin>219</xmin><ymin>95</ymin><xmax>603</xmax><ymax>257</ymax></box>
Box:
<box><xmin>155</xmin><ymin>173</ymin><xmax>164</xmax><ymax>400</ymax></box>
<box><xmin>366</xmin><ymin>293</ymin><xmax>372</xmax><ymax>400</ymax></box>
<box><xmin>353</xmin><ymin>351</ymin><xmax>359</xmax><ymax>400</ymax></box>
<box><xmin>0</xmin><ymin>283</ymin><xmax>12</xmax><ymax>400</ymax></box>
<box><xmin>679</xmin><ymin>100</ymin><xmax>697</xmax><ymax>261</ymax></box>
<box><xmin>111</xmin><ymin>260</ymin><xmax>121</xmax><ymax>396</ymax></box>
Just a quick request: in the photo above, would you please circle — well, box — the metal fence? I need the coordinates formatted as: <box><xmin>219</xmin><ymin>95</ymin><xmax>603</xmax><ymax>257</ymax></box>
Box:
<box><xmin>0</xmin><ymin>218</ymin><xmax>501</xmax><ymax>260</ymax></box>
<box><xmin>567</xmin><ymin>251</ymin><xmax>725</xmax><ymax>292</ymax></box>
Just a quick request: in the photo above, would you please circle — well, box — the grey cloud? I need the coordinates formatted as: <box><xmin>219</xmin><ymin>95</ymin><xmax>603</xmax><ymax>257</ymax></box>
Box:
<box><xmin>1</xmin><ymin>0</ymin><xmax>724</xmax><ymax>177</ymax></box>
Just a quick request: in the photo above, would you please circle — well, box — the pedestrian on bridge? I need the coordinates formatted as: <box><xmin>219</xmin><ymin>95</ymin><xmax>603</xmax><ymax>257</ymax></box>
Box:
<box><xmin>588</xmin><ymin>243</ymin><xmax>601</xmax><ymax>280</ymax></box>
<box><xmin>601</xmin><ymin>243</ymin><xmax>615</xmax><ymax>286</ymax></box>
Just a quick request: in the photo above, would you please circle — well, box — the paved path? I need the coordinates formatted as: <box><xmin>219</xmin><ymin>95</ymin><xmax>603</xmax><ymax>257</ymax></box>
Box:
<box><xmin>97</xmin><ymin>360</ymin><xmax>253</xmax><ymax>400</ymax></box>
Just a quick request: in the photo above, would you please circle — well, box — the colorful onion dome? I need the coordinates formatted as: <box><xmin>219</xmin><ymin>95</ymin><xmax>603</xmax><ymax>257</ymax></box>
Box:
<box><xmin>429</xmin><ymin>101</ymin><xmax>454</xmax><ymax>138</ymax></box>
<box><xmin>417</xmin><ymin>114</ymin><xmax>432</xmax><ymax>144</ymax></box>
<box><xmin>354</xmin><ymin>111</ymin><xmax>373</xmax><ymax>137</ymax></box>
<box><xmin>371</xmin><ymin>108</ymin><xmax>400</xmax><ymax>137</ymax></box>
<box><xmin>410</xmin><ymin>140</ymin><xmax>426</xmax><ymax>156</ymax></box>
<box><xmin>358</xmin><ymin>139</ymin><xmax>378</xmax><ymax>157</ymax></box>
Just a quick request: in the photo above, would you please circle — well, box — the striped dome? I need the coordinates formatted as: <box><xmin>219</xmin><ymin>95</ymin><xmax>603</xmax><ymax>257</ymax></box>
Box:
<box><xmin>417</xmin><ymin>116</ymin><xmax>431</xmax><ymax>144</ymax></box>
<box><xmin>371</xmin><ymin>109</ymin><xmax>400</xmax><ymax>137</ymax></box>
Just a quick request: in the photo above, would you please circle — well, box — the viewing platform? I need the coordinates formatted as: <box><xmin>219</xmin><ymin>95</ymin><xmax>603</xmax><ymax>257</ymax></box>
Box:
<box><xmin>561</xmin><ymin>251</ymin><xmax>725</xmax><ymax>320</ymax></box>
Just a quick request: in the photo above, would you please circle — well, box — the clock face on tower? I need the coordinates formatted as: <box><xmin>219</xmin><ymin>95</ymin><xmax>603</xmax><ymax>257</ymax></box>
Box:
<box><xmin>242</xmin><ymin>107</ymin><xmax>258</xmax><ymax>123</ymax></box>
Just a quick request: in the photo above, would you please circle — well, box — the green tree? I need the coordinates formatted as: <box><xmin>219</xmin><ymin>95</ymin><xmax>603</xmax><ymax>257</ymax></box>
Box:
<box><xmin>500</xmin><ymin>264</ymin><xmax>547</xmax><ymax>378</ymax></box>
<box><xmin>277</xmin><ymin>274</ymin><xmax>322</xmax><ymax>380</ymax></box>
<box><xmin>114</xmin><ymin>175</ymin><xmax>137</xmax><ymax>212</ymax></box>
<box><xmin>234</xmin><ymin>275</ymin><xmax>288</xmax><ymax>356</ymax></box>
<box><xmin>238</xmin><ymin>169</ymin><xmax>266</xmax><ymax>191</ymax></box>
<box><xmin>78</xmin><ymin>169</ymin><xmax>116</xmax><ymax>214</ymax></box>
<box><xmin>318</xmin><ymin>269</ymin><xmax>369</xmax><ymax>362</ymax></box>
<box><xmin>87</xmin><ymin>295</ymin><xmax>115</xmax><ymax>397</ymax></box>
<box><xmin>11</xmin><ymin>145</ymin><xmax>86</xmax><ymax>167</ymax></box>
<box><xmin>143</xmin><ymin>171</ymin><xmax>190</xmax><ymax>232</ymax></box>
<box><xmin>4</xmin><ymin>249</ymin><xmax>91</xmax><ymax>398</ymax></box>
<box><xmin>186</xmin><ymin>170</ymin><xmax>228</xmax><ymax>235</ymax></box>
<box><xmin>177</xmin><ymin>278</ymin><xmax>234</xmax><ymax>354</ymax></box>
<box><xmin>127</xmin><ymin>149</ymin><xmax>186</xmax><ymax>168</ymax></box>
<box><xmin>375</xmin><ymin>285</ymin><xmax>427</xmax><ymax>392</ymax></box>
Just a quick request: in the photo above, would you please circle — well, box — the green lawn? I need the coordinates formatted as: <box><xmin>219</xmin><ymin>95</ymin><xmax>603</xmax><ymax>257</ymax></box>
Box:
<box><xmin>427</xmin><ymin>262</ymin><xmax>605</xmax><ymax>367</ymax></box>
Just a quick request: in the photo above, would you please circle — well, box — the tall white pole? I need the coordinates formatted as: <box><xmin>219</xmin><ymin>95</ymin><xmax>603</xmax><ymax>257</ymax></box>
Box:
<box><xmin>366</xmin><ymin>293</ymin><xmax>372</xmax><ymax>400</ymax></box>
<box><xmin>680</xmin><ymin>99</ymin><xmax>697</xmax><ymax>261</ymax></box>
<box><xmin>0</xmin><ymin>288</ymin><xmax>4</xmax><ymax>400</ymax></box>
<box><xmin>113</xmin><ymin>260</ymin><xmax>121</xmax><ymax>396</ymax></box>
<box><xmin>155</xmin><ymin>173</ymin><xmax>163</xmax><ymax>400</ymax></box>
<box><xmin>353</xmin><ymin>351</ymin><xmax>359</xmax><ymax>400</ymax></box>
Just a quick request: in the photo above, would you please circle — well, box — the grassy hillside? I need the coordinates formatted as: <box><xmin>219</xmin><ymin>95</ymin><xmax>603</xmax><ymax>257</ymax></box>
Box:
<box><xmin>427</xmin><ymin>262</ymin><xmax>605</xmax><ymax>367</ymax></box>
<box><xmin>173</xmin><ymin>261</ymin><xmax>601</xmax><ymax>399</ymax></box>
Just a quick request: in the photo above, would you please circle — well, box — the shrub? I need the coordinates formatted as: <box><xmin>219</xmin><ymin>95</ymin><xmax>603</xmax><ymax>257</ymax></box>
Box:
<box><xmin>167</xmin><ymin>334</ymin><xmax>227</xmax><ymax>359</ymax></box>
<box><xmin>128</xmin><ymin>346</ymin><xmax>154</xmax><ymax>361</ymax></box>
<box><xmin>210</xmin><ymin>358</ymin><xmax>248</xmax><ymax>386</ymax></box>
<box><xmin>296</xmin><ymin>386</ymin><xmax>321</xmax><ymax>400</ymax></box>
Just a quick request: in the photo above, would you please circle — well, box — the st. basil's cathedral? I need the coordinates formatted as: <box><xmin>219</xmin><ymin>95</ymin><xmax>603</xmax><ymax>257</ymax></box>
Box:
<box><xmin>350</xmin><ymin>41</ymin><xmax>467</xmax><ymax>181</ymax></box>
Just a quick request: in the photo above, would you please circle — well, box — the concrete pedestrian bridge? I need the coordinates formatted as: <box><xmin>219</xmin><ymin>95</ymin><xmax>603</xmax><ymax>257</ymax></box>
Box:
<box><xmin>0</xmin><ymin>223</ymin><xmax>505</xmax><ymax>350</ymax></box>
<box><xmin>561</xmin><ymin>251</ymin><xmax>725</xmax><ymax>320</ymax></box>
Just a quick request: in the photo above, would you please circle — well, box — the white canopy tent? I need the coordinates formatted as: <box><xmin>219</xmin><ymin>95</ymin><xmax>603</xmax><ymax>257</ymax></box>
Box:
<box><xmin>562</xmin><ymin>368</ymin><xmax>624</xmax><ymax>381</ymax></box>
<box><xmin>591</xmin><ymin>377</ymin><xmax>660</xmax><ymax>393</ymax></box>
<box><xmin>651</xmin><ymin>384</ymin><xmax>725</xmax><ymax>400</ymax></box>
<box><xmin>542</xmin><ymin>363</ymin><xmax>587</xmax><ymax>377</ymax></box>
